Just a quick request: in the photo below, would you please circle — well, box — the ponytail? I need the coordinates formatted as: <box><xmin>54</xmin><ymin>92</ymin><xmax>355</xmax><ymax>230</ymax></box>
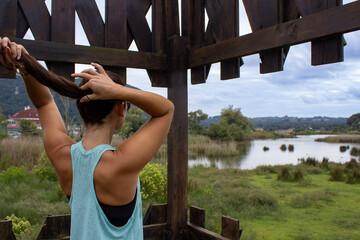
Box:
<box><xmin>0</xmin><ymin>46</ymin><xmax>125</xmax><ymax>125</ymax></box>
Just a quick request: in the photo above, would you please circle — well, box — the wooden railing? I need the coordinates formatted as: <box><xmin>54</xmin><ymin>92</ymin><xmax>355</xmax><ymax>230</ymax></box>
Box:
<box><xmin>0</xmin><ymin>205</ymin><xmax>242</xmax><ymax>240</ymax></box>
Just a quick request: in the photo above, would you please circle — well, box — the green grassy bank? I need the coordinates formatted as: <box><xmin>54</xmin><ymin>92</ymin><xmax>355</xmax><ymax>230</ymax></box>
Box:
<box><xmin>188</xmin><ymin>166</ymin><xmax>360</xmax><ymax>240</ymax></box>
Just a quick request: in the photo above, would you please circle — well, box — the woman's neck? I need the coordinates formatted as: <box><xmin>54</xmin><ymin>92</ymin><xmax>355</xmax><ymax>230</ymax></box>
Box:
<box><xmin>82</xmin><ymin>123</ymin><xmax>115</xmax><ymax>150</ymax></box>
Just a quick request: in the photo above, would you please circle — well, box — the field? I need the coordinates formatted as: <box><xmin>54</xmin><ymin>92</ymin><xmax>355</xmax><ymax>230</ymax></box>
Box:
<box><xmin>0</xmin><ymin>136</ymin><xmax>360</xmax><ymax>239</ymax></box>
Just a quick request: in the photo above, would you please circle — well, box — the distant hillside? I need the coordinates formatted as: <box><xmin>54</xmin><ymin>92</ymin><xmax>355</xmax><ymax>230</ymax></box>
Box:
<box><xmin>200</xmin><ymin>115</ymin><xmax>346</xmax><ymax>130</ymax></box>
<box><xmin>250</xmin><ymin>116</ymin><xmax>346</xmax><ymax>130</ymax></box>
<box><xmin>0</xmin><ymin>74</ymin><xmax>81</xmax><ymax>121</ymax></box>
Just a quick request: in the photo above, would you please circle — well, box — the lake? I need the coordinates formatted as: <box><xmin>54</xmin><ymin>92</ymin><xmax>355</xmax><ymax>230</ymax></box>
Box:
<box><xmin>188</xmin><ymin>135</ymin><xmax>360</xmax><ymax>170</ymax></box>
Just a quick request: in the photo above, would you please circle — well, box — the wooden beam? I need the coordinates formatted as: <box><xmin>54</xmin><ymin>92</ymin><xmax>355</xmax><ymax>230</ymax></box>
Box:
<box><xmin>0</xmin><ymin>220</ymin><xmax>16</xmax><ymax>240</ymax></box>
<box><xmin>188</xmin><ymin>223</ymin><xmax>229</xmax><ymax>240</ymax></box>
<box><xmin>151</xmin><ymin>0</ymin><xmax>168</xmax><ymax>87</ymax></box>
<box><xmin>0</xmin><ymin>0</ymin><xmax>17</xmax><ymax>78</ymax></box>
<box><xmin>189</xmin><ymin>206</ymin><xmax>205</xmax><ymax>228</ymax></box>
<box><xmin>75</xmin><ymin>0</ymin><xmax>104</xmax><ymax>47</ymax></box>
<box><xmin>221</xmin><ymin>216</ymin><xmax>241</xmax><ymax>240</ymax></box>
<box><xmin>48</xmin><ymin>0</ymin><xmax>75</xmax><ymax>81</ymax></box>
<box><xmin>143</xmin><ymin>204</ymin><xmax>167</xmax><ymax>225</ymax></box>
<box><xmin>11</xmin><ymin>38</ymin><xmax>167</xmax><ymax>70</ymax></box>
<box><xmin>167</xmin><ymin>36</ymin><xmax>188</xmax><ymax>240</ymax></box>
<box><xmin>143</xmin><ymin>223</ymin><xmax>168</xmax><ymax>240</ymax></box>
<box><xmin>18</xmin><ymin>0</ymin><xmax>51</xmax><ymax>41</ymax></box>
<box><xmin>105</xmin><ymin>0</ymin><xmax>127</xmax><ymax>82</ymax></box>
<box><xmin>189</xmin><ymin>1</ymin><xmax>360</xmax><ymax>68</ymax></box>
<box><xmin>243</xmin><ymin>0</ymin><xmax>284</xmax><ymax>74</ymax></box>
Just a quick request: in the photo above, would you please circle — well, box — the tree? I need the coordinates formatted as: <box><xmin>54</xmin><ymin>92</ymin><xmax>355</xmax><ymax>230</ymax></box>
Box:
<box><xmin>19</xmin><ymin>120</ymin><xmax>40</xmax><ymax>136</ymax></box>
<box><xmin>207</xmin><ymin>106</ymin><xmax>254</xmax><ymax>141</ymax></box>
<box><xmin>188</xmin><ymin>109</ymin><xmax>208</xmax><ymax>134</ymax></box>
<box><xmin>346</xmin><ymin>113</ymin><xmax>360</xmax><ymax>131</ymax></box>
<box><xmin>117</xmin><ymin>106</ymin><xmax>147</xmax><ymax>138</ymax></box>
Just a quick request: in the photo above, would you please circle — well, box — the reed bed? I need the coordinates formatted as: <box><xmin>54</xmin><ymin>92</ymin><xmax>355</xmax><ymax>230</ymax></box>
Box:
<box><xmin>0</xmin><ymin>136</ymin><xmax>44</xmax><ymax>170</ymax></box>
<box><xmin>315</xmin><ymin>134</ymin><xmax>360</xmax><ymax>143</ymax></box>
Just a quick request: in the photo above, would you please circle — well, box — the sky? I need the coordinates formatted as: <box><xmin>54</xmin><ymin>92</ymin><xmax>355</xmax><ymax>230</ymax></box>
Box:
<box><xmin>25</xmin><ymin>0</ymin><xmax>360</xmax><ymax>118</ymax></box>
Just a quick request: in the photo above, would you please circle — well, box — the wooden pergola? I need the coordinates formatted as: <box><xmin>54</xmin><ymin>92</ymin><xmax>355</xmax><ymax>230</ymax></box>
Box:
<box><xmin>0</xmin><ymin>0</ymin><xmax>360</xmax><ymax>239</ymax></box>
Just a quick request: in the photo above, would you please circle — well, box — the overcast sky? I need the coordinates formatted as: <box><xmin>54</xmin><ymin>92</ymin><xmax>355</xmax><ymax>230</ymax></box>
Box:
<box><xmin>29</xmin><ymin>0</ymin><xmax>360</xmax><ymax>118</ymax></box>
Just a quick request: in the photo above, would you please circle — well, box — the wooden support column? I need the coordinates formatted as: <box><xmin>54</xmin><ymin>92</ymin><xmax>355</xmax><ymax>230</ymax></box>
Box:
<box><xmin>0</xmin><ymin>220</ymin><xmax>16</xmax><ymax>240</ymax></box>
<box><xmin>48</xmin><ymin>0</ymin><xmax>75</xmax><ymax>80</ymax></box>
<box><xmin>0</xmin><ymin>0</ymin><xmax>17</xmax><ymax>79</ymax></box>
<box><xmin>167</xmin><ymin>35</ymin><xmax>188</xmax><ymax>240</ymax></box>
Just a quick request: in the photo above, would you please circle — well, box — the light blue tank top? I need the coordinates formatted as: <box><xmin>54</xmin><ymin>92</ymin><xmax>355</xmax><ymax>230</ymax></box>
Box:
<box><xmin>68</xmin><ymin>141</ymin><xmax>143</xmax><ymax>240</ymax></box>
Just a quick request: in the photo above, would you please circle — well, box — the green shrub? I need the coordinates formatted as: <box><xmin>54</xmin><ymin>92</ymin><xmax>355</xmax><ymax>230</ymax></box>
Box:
<box><xmin>280</xmin><ymin>144</ymin><xmax>287</xmax><ymax>151</ymax></box>
<box><xmin>350</xmin><ymin>147</ymin><xmax>360</xmax><ymax>156</ymax></box>
<box><xmin>139</xmin><ymin>163</ymin><xmax>167</xmax><ymax>202</ymax></box>
<box><xmin>320</xmin><ymin>157</ymin><xmax>329</xmax><ymax>169</ymax></box>
<box><xmin>339</xmin><ymin>145</ymin><xmax>347</xmax><ymax>152</ymax></box>
<box><xmin>345</xmin><ymin>158</ymin><xmax>359</xmax><ymax>171</ymax></box>
<box><xmin>5</xmin><ymin>214</ymin><xmax>31</xmax><ymax>235</ymax></box>
<box><xmin>33</xmin><ymin>152</ymin><xmax>57</xmax><ymax>181</ymax></box>
<box><xmin>277</xmin><ymin>167</ymin><xmax>291</xmax><ymax>181</ymax></box>
<box><xmin>329</xmin><ymin>166</ymin><xmax>344</xmax><ymax>182</ymax></box>
<box><xmin>293</xmin><ymin>168</ymin><xmax>304</xmax><ymax>182</ymax></box>
<box><xmin>277</xmin><ymin>166</ymin><xmax>304</xmax><ymax>182</ymax></box>
<box><xmin>346</xmin><ymin>168</ymin><xmax>360</xmax><ymax>184</ymax></box>
<box><xmin>0</xmin><ymin>166</ymin><xmax>26</xmax><ymax>183</ymax></box>
<box><xmin>299</xmin><ymin>157</ymin><xmax>318</xmax><ymax>166</ymax></box>
<box><xmin>288</xmin><ymin>144</ymin><xmax>294</xmax><ymax>152</ymax></box>
<box><xmin>263</xmin><ymin>146</ymin><xmax>269</xmax><ymax>151</ymax></box>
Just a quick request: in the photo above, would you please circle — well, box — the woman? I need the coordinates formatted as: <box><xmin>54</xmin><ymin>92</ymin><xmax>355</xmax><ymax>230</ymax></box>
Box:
<box><xmin>0</xmin><ymin>37</ymin><xmax>174</xmax><ymax>239</ymax></box>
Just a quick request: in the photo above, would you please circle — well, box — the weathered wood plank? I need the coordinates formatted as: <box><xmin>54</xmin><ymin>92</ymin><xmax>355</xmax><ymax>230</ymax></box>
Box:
<box><xmin>48</xmin><ymin>0</ymin><xmax>75</xmax><ymax>81</ymax></box>
<box><xmin>143</xmin><ymin>223</ymin><xmax>168</xmax><ymax>240</ymax></box>
<box><xmin>11</xmin><ymin>38</ymin><xmax>166</xmax><ymax>70</ymax></box>
<box><xmin>0</xmin><ymin>220</ymin><xmax>17</xmax><ymax>240</ymax></box>
<box><xmin>182</xmin><ymin>0</ymin><xmax>207</xmax><ymax>84</ymax></box>
<box><xmin>296</xmin><ymin>0</ymin><xmax>344</xmax><ymax>65</ymax></box>
<box><xmin>167</xmin><ymin>36</ymin><xmax>188</xmax><ymax>240</ymax></box>
<box><xmin>151</xmin><ymin>0</ymin><xmax>168</xmax><ymax>87</ymax></box>
<box><xmin>127</xmin><ymin>0</ymin><xmax>152</xmax><ymax>52</ymax></box>
<box><xmin>165</xmin><ymin>0</ymin><xmax>180</xmax><ymax>37</ymax></box>
<box><xmin>75</xmin><ymin>0</ymin><xmax>104</xmax><ymax>47</ymax></box>
<box><xmin>243</xmin><ymin>0</ymin><xmax>284</xmax><ymax>73</ymax></box>
<box><xmin>16</xmin><ymin>2</ymin><xmax>29</xmax><ymax>38</ymax></box>
<box><xmin>221</xmin><ymin>216</ymin><xmax>241</xmax><ymax>240</ymax></box>
<box><xmin>0</xmin><ymin>0</ymin><xmax>17</xmax><ymax>78</ymax></box>
<box><xmin>105</xmin><ymin>0</ymin><xmax>127</xmax><ymax>82</ymax></box>
<box><xmin>189</xmin><ymin>1</ymin><xmax>360</xmax><ymax>67</ymax></box>
<box><xmin>188</xmin><ymin>223</ymin><xmax>229</xmax><ymax>240</ymax></box>
<box><xmin>190</xmin><ymin>206</ymin><xmax>205</xmax><ymax>228</ymax></box>
<box><xmin>36</xmin><ymin>215</ymin><xmax>70</xmax><ymax>240</ymax></box>
<box><xmin>18</xmin><ymin>0</ymin><xmax>51</xmax><ymax>41</ymax></box>
<box><xmin>143</xmin><ymin>204</ymin><xmax>167</xmax><ymax>225</ymax></box>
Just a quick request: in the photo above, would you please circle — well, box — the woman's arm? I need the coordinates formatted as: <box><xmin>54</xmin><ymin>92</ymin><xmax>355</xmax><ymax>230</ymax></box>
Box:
<box><xmin>0</xmin><ymin>37</ymin><xmax>74</xmax><ymax>185</ymax></box>
<box><xmin>72</xmin><ymin>63</ymin><xmax>174</xmax><ymax>172</ymax></box>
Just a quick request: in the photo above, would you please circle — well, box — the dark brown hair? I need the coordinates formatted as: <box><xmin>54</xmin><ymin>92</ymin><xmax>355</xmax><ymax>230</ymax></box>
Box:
<box><xmin>0</xmin><ymin>47</ymin><xmax>125</xmax><ymax>125</ymax></box>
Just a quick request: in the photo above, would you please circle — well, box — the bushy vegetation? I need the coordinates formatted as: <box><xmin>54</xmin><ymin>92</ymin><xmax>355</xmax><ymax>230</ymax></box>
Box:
<box><xmin>116</xmin><ymin>106</ymin><xmax>147</xmax><ymax>138</ymax></box>
<box><xmin>277</xmin><ymin>166</ymin><xmax>304</xmax><ymax>182</ymax></box>
<box><xmin>32</xmin><ymin>152</ymin><xmax>57</xmax><ymax>181</ymax></box>
<box><xmin>139</xmin><ymin>163</ymin><xmax>167</xmax><ymax>202</ymax></box>
<box><xmin>6</xmin><ymin>214</ymin><xmax>31</xmax><ymax>235</ymax></box>
<box><xmin>208</xmin><ymin>106</ymin><xmax>254</xmax><ymax>141</ymax></box>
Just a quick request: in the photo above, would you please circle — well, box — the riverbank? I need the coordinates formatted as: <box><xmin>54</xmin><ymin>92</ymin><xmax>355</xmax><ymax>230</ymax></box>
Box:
<box><xmin>188</xmin><ymin>165</ymin><xmax>360</xmax><ymax>239</ymax></box>
<box><xmin>315</xmin><ymin>134</ymin><xmax>360</xmax><ymax>143</ymax></box>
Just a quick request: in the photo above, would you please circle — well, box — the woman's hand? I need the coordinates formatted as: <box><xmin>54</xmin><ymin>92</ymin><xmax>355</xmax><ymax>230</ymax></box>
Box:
<box><xmin>71</xmin><ymin>63</ymin><xmax>125</xmax><ymax>103</ymax></box>
<box><xmin>0</xmin><ymin>37</ymin><xmax>29</xmax><ymax>60</ymax></box>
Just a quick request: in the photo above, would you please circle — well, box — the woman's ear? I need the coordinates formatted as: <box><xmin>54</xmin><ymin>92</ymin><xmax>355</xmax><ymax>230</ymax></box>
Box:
<box><xmin>115</xmin><ymin>101</ymin><xmax>126</xmax><ymax>117</ymax></box>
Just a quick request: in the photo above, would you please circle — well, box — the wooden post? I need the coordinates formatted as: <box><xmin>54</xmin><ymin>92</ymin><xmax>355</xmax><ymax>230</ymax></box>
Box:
<box><xmin>0</xmin><ymin>0</ymin><xmax>17</xmax><ymax>79</ymax></box>
<box><xmin>0</xmin><ymin>220</ymin><xmax>17</xmax><ymax>240</ymax></box>
<box><xmin>167</xmin><ymin>35</ymin><xmax>188</xmax><ymax>240</ymax></box>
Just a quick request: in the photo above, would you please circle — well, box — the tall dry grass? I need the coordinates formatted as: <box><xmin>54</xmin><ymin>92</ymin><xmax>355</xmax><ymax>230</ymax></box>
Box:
<box><xmin>0</xmin><ymin>136</ymin><xmax>44</xmax><ymax>170</ymax></box>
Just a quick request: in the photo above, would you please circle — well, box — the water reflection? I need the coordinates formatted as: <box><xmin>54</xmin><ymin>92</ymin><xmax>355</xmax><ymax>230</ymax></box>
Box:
<box><xmin>189</xmin><ymin>135</ymin><xmax>360</xmax><ymax>170</ymax></box>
